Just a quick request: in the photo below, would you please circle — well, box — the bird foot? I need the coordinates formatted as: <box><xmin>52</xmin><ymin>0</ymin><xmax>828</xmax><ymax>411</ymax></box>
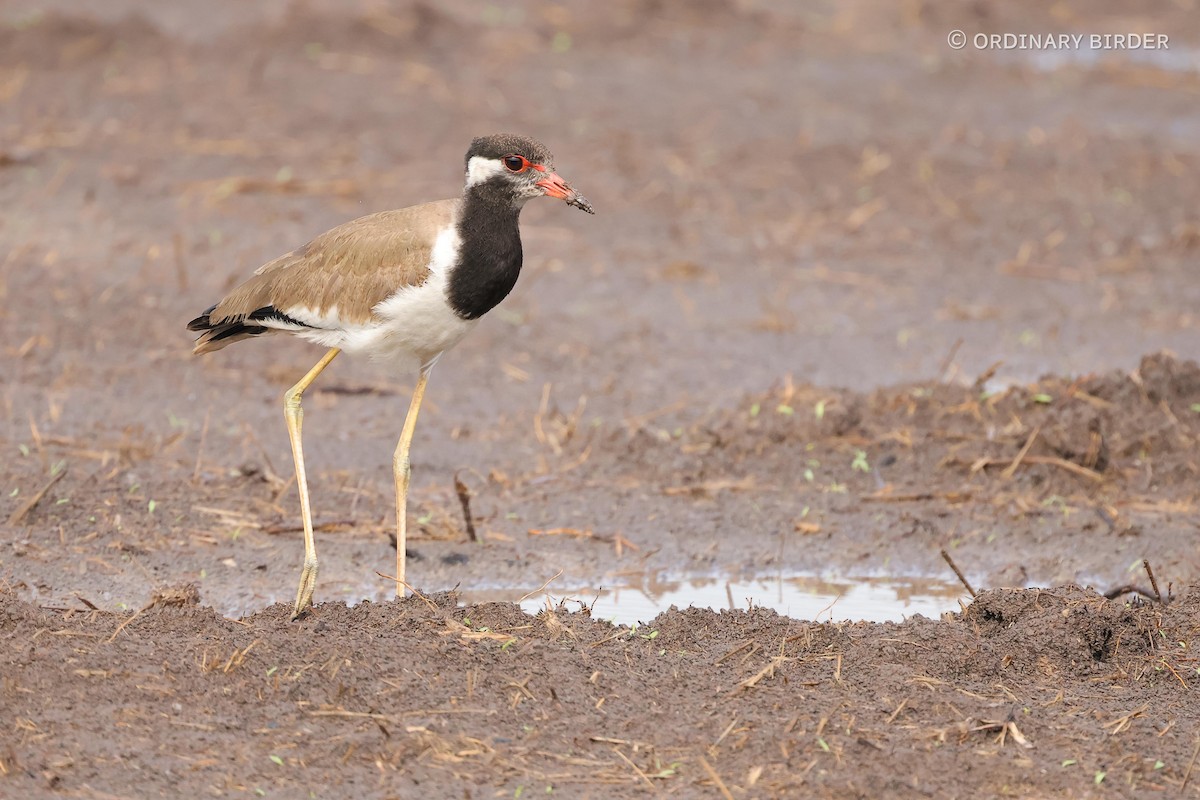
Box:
<box><xmin>291</xmin><ymin>558</ymin><xmax>319</xmax><ymax>620</ymax></box>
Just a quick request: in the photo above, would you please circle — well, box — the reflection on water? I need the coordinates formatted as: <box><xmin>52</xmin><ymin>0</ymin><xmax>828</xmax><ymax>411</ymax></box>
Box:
<box><xmin>461</xmin><ymin>572</ymin><xmax>969</xmax><ymax>626</ymax></box>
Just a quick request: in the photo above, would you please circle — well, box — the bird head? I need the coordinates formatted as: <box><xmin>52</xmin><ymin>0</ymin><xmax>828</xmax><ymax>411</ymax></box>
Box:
<box><xmin>464</xmin><ymin>133</ymin><xmax>594</xmax><ymax>214</ymax></box>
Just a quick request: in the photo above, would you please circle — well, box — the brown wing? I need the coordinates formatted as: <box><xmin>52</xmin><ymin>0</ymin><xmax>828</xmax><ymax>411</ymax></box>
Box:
<box><xmin>209</xmin><ymin>198</ymin><xmax>459</xmax><ymax>327</ymax></box>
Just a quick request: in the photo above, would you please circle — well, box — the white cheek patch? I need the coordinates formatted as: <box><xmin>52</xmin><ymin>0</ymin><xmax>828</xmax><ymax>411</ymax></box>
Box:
<box><xmin>465</xmin><ymin>156</ymin><xmax>507</xmax><ymax>187</ymax></box>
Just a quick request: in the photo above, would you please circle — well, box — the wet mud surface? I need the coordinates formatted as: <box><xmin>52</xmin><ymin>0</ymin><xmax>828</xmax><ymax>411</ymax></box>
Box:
<box><xmin>2</xmin><ymin>1</ymin><xmax>1200</xmax><ymax>796</ymax></box>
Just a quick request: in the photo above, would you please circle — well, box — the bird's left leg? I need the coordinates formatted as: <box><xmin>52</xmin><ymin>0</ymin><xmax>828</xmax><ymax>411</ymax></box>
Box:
<box><xmin>283</xmin><ymin>347</ymin><xmax>340</xmax><ymax>619</ymax></box>
<box><xmin>392</xmin><ymin>366</ymin><xmax>432</xmax><ymax>598</ymax></box>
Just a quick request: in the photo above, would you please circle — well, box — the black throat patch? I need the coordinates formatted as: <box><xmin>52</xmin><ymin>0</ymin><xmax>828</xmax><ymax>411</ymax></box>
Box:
<box><xmin>447</xmin><ymin>179</ymin><xmax>524</xmax><ymax>320</ymax></box>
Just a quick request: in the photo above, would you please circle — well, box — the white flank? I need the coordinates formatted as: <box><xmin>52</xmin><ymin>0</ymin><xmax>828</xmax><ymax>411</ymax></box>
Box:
<box><xmin>278</xmin><ymin>224</ymin><xmax>475</xmax><ymax>372</ymax></box>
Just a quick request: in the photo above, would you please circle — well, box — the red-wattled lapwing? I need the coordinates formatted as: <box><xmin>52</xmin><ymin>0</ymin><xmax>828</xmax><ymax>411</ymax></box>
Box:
<box><xmin>188</xmin><ymin>134</ymin><xmax>593</xmax><ymax>618</ymax></box>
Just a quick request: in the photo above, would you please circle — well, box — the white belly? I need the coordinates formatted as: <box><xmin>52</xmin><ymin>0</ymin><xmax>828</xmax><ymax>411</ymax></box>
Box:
<box><xmin>355</xmin><ymin>272</ymin><xmax>476</xmax><ymax>366</ymax></box>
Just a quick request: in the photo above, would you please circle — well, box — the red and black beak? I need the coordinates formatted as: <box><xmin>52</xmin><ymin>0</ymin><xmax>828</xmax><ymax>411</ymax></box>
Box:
<box><xmin>534</xmin><ymin>167</ymin><xmax>595</xmax><ymax>214</ymax></box>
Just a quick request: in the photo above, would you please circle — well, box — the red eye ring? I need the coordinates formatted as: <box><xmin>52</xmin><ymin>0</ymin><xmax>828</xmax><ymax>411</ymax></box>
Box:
<box><xmin>503</xmin><ymin>154</ymin><xmax>529</xmax><ymax>172</ymax></box>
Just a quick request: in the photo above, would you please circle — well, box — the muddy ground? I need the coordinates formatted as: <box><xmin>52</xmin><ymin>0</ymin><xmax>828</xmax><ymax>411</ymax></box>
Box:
<box><xmin>2</xmin><ymin>0</ymin><xmax>1200</xmax><ymax>797</ymax></box>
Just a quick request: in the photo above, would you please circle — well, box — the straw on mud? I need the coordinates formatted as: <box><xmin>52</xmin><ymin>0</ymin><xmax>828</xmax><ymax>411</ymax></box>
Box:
<box><xmin>940</xmin><ymin>549</ymin><xmax>977</xmax><ymax>598</ymax></box>
<box><xmin>713</xmin><ymin>716</ymin><xmax>740</xmax><ymax>748</ymax></box>
<box><xmin>972</xmin><ymin>360</ymin><xmax>1003</xmax><ymax>389</ymax></box>
<box><xmin>973</xmin><ymin>718</ymin><xmax>1032</xmax><ymax>749</ymax></box>
<box><xmin>1103</xmin><ymin>703</ymin><xmax>1148</xmax><ymax>736</ymax></box>
<box><xmin>241</xmin><ymin>421</ymin><xmax>283</xmax><ymax>487</ymax></box>
<box><xmin>1001</xmin><ymin>425</ymin><xmax>1040</xmax><ymax>480</ymax></box>
<box><xmin>971</xmin><ymin>454</ymin><xmax>1103</xmax><ymax>483</ymax></box>
<box><xmin>8</xmin><ymin>466</ymin><xmax>66</xmax><ymax>526</ymax></box>
<box><xmin>622</xmin><ymin>399</ymin><xmax>688</xmax><ymax>433</ymax></box>
<box><xmin>14</xmin><ymin>336</ymin><xmax>36</xmax><ymax>359</ymax></box>
<box><xmin>264</xmin><ymin>518</ymin><xmax>355</xmax><ymax>535</ymax></box>
<box><xmin>815</xmin><ymin>592</ymin><xmax>844</xmax><ymax>621</ymax></box>
<box><xmin>864</xmin><ymin>491</ymin><xmax>937</xmax><ymax>503</ymax></box>
<box><xmin>937</xmin><ymin>337</ymin><xmax>964</xmax><ymax>382</ymax></box>
<box><xmin>1143</xmin><ymin>559</ymin><xmax>1163</xmax><ymax>605</ymax></box>
<box><xmin>1083</xmin><ymin>423</ymin><xmax>1104</xmax><ymax>470</ymax></box>
<box><xmin>737</xmin><ymin>654</ymin><xmax>792</xmax><ymax>691</ymax></box>
<box><xmin>453</xmin><ymin>470</ymin><xmax>477</xmax><ymax>542</ymax></box>
<box><xmin>1160</xmin><ymin>658</ymin><xmax>1189</xmax><ymax>689</ymax></box>
<box><xmin>271</xmin><ymin>473</ymin><xmax>297</xmax><ymax>505</ymax></box>
<box><xmin>1101</xmin><ymin>584</ymin><xmax>1158</xmax><ymax>602</ymax></box>
<box><xmin>663</xmin><ymin>476</ymin><xmax>756</xmax><ymax>496</ymax></box>
<box><xmin>309</xmin><ymin>709</ymin><xmax>391</xmax><ymax>721</ymax></box>
<box><xmin>716</xmin><ymin>640</ymin><xmax>755</xmax><ymax>665</ymax></box>
<box><xmin>590</xmin><ymin>736</ymin><xmax>651</xmax><ymax>748</ymax></box>
<box><xmin>529</xmin><ymin>527</ymin><xmax>593</xmax><ymax>538</ymax></box>
<box><xmin>698</xmin><ymin>757</ymin><xmax>735</xmax><ymax>800</ymax></box>
<box><xmin>107</xmin><ymin>607</ymin><xmax>147</xmax><ymax>642</ymax></box>
<box><xmin>191</xmin><ymin>407</ymin><xmax>210</xmax><ymax>483</ymax></box>
<box><xmin>373</xmin><ymin>572</ymin><xmax>439</xmax><ymax>612</ymax></box>
<box><xmin>1183</xmin><ymin>738</ymin><xmax>1200</xmax><ymax>792</ymax></box>
<box><xmin>38</xmin><ymin>435</ymin><xmax>117</xmax><ymax>465</ymax></box>
<box><xmin>108</xmin><ymin>586</ymin><xmax>199</xmax><ymax>642</ymax></box>
<box><xmin>1020</xmin><ymin>455</ymin><xmax>1104</xmax><ymax>482</ymax></box>
<box><xmin>610</xmin><ymin>532</ymin><xmax>638</xmax><ymax>557</ymax></box>
<box><xmin>518</xmin><ymin>569</ymin><xmax>564</xmax><ymax>604</ymax></box>
<box><xmin>612</xmin><ymin>748</ymin><xmax>657</xmax><ymax>792</ymax></box>
<box><xmin>193</xmin><ymin>505</ymin><xmax>262</xmax><ymax>529</ymax></box>
<box><xmin>556</xmin><ymin>441</ymin><xmax>594</xmax><ymax>475</ymax></box>
<box><xmin>534</xmin><ymin>382</ymin><xmax>553</xmax><ymax>451</ymax></box>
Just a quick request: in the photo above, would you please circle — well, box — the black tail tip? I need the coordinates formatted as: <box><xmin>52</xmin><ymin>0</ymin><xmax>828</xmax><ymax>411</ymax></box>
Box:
<box><xmin>187</xmin><ymin>304</ymin><xmax>218</xmax><ymax>331</ymax></box>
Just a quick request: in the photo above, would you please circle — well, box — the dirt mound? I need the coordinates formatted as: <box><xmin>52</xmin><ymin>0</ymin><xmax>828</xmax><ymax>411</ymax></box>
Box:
<box><xmin>959</xmin><ymin>586</ymin><xmax>1158</xmax><ymax>677</ymax></box>
<box><xmin>639</xmin><ymin>352</ymin><xmax>1200</xmax><ymax>502</ymax></box>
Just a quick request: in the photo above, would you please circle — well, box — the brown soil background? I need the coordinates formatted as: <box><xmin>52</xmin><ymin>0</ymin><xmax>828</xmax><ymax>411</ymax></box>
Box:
<box><xmin>2</xmin><ymin>1</ymin><xmax>1200</xmax><ymax>797</ymax></box>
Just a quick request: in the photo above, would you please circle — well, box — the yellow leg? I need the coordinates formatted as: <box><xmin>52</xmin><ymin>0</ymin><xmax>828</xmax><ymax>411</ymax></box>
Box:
<box><xmin>393</xmin><ymin>370</ymin><xmax>430</xmax><ymax>598</ymax></box>
<box><xmin>284</xmin><ymin>347</ymin><xmax>340</xmax><ymax>619</ymax></box>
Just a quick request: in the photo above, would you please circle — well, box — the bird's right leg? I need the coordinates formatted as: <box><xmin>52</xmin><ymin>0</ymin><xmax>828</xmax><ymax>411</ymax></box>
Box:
<box><xmin>283</xmin><ymin>347</ymin><xmax>340</xmax><ymax>619</ymax></box>
<box><xmin>392</xmin><ymin>367</ymin><xmax>431</xmax><ymax>598</ymax></box>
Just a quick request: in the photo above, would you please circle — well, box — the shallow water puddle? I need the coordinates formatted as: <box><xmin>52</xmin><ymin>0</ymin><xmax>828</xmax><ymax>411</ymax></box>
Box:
<box><xmin>204</xmin><ymin>572</ymin><xmax>969</xmax><ymax>624</ymax></box>
<box><xmin>463</xmin><ymin>573</ymin><xmax>970</xmax><ymax>626</ymax></box>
